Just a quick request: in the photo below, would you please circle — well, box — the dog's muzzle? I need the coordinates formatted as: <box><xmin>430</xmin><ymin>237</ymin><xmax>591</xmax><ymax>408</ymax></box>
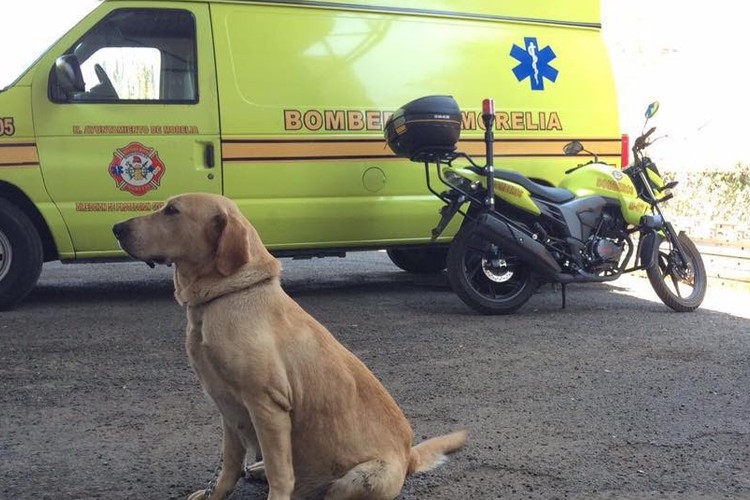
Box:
<box><xmin>112</xmin><ymin>222</ymin><xmax>156</xmax><ymax>268</ymax></box>
<box><xmin>112</xmin><ymin>222</ymin><xmax>129</xmax><ymax>242</ymax></box>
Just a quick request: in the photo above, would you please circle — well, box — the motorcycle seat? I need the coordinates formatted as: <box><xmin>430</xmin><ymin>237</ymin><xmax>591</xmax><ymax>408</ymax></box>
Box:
<box><xmin>495</xmin><ymin>169</ymin><xmax>575</xmax><ymax>203</ymax></box>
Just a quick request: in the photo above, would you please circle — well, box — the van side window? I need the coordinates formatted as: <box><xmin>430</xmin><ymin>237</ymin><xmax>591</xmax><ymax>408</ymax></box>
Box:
<box><xmin>50</xmin><ymin>9</ymin><xmax>197</xmax><ymax>103</ymax></box>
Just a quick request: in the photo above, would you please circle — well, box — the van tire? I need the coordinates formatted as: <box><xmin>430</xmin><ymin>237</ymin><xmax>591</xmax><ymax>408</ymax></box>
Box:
<box><xmin>386</xmin><ymin>247</ymin><xmax>448</xmax><ymax>274</ymax></box>
<box><xmin>0</xmin><ymin>199</ymin><xmax>44</xmax><ymax>310</ymax></box>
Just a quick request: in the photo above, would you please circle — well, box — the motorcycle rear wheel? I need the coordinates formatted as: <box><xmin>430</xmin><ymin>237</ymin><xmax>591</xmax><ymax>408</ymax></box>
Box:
<box><xmin>646</xmin><ymin>232</ymin><xmax>706</xmax><ymax>312</ymax></box>
<box><xmin>446</xmin><ymin>224</ymin><xmax>537</xmax><ymax>315</ymax></box>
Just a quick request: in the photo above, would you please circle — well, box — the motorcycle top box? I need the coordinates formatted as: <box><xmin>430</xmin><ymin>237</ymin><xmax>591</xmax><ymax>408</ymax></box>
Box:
<box><xmin>385</xmin><ymin>95</ymin><xmax>462</xmax><ymax>161</ymax></box>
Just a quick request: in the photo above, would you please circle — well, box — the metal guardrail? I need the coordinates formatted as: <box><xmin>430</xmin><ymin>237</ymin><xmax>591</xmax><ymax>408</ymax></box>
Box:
<box><xmin>695</xmin><ymin>241</ymin><xmax>750</xmax><ymax>287</ymax></box>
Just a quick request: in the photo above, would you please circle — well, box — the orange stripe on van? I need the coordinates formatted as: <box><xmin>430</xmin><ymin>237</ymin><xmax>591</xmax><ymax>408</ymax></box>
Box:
<box><xmin>221</xmin><ymin>138</ymin><xmax>621</xmax><ymax>162</ymax></box>
<box><xmin>459</xmin><ymin>138</ymin><xmax>622</xmax><ymax>158</ymax></box>
<box><xmin>222</xmin><ymin>139</ymin><xmax>392</xmax><ymax>161</ymax></box>
<box><xmin>0</xmin><ymin>143</ymin><xmax>39</xmax><ymax>167</ymax></box>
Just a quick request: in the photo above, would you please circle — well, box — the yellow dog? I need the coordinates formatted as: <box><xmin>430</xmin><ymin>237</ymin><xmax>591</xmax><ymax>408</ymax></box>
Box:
<box><xmin>113</xmin><ymin>193</ymin><xmax>466</xmax><ymax>500</ymax></box>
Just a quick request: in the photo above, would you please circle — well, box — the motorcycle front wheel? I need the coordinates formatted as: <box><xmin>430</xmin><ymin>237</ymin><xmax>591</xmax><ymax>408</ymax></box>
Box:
<box><xmin>446</xmin><ymin>224</ymin><xmax>537</xmax><ymax>315</ymax></box>
<box><xmin>646</xmin><ymin>231</ymin><xmax>706</xmax><ymax>312</ymax></box>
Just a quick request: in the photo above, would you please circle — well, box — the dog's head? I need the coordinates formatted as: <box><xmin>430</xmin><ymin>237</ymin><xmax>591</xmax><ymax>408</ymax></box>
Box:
<box><xmin>113</xmin><ymin>193</ymin><xmax>272</xmax><ymax>278</ymax></box>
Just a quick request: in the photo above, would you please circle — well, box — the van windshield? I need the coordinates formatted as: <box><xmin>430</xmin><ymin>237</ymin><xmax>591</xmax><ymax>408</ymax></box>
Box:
<box><xmin>0</xmin><ymin>1</ymin><xmax>99</xmax><ymax>91</ymax></box>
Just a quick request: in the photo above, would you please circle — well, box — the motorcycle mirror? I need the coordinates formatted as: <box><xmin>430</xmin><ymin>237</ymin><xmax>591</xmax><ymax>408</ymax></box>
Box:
<box><xmin>563</xmin><ymin>141</ymin><xmax>584</xmax><ymax>156</ymax></box>
<box><xmin>645</xmin><ymin>101</ymin><xmax>660</xmax><ymax>119</ymax></box>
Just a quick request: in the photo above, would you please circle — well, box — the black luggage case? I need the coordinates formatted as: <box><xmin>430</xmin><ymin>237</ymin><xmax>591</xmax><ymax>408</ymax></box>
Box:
<box><xmin>385</xmin><ymin>95</ymin><xmax>462</xmax><ymax>161</ymax></box>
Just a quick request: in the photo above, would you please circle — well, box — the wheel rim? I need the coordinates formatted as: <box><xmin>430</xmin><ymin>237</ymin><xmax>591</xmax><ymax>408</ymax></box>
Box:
<box><xmin>0</xmin><ymin>229</ymin><xmax>12</xmax><ymax>282</ymax></box>
<box><xmin>655</xmin><ymin>240</ymin><xmax>700</xmax><ymax>301</ymax></box>
<box><xmin>462</xmin><ymin>233</ymin><xmax>530</xmax><ymax>302</ymax></box>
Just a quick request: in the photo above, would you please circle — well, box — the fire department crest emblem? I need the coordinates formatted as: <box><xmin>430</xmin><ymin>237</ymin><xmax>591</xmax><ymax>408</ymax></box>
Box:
<box><xmin>109</xmin><ymin>142</ymin><xmax>166</xmax><ymax>196</ymax></box>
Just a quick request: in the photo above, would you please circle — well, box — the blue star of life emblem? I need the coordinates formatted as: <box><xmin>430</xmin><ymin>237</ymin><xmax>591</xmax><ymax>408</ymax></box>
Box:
<box><xmin>510</xmin><ymin>37</ymin><xmax>558</xmax><ymax>91</ymax></box>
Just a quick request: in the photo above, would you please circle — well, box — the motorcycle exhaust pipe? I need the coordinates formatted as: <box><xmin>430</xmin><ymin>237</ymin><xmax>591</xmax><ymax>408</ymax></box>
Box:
<box><xmin>472</xmin><ymin>213</ymin><xmax>567</xmax><ymax>281</ymax></box>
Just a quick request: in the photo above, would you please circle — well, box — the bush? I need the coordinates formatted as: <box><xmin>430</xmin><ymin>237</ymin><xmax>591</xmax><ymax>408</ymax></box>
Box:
<box><xmin>666</xmin><ymin>164</ymin><xmax>750</xmax><ymax>226</ymax></box>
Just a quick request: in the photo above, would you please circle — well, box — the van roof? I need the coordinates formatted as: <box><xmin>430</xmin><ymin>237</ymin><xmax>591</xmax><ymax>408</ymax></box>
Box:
<box><xmin>110</xmin><ymin>0</ymin><xmax>601</xmax><ymax>28</ymax></box>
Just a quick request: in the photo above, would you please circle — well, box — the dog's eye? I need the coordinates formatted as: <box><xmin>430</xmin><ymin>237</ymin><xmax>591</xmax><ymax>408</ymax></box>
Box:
<box><xmin>164</xmin><ymin>204</ymin><xmax>179</xmax><ymax>216</ymax></box>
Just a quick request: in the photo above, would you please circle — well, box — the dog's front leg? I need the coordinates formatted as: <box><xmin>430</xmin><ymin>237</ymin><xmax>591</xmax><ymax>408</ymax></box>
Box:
<box><xmin>188</xmin><ymin>418</ymin><xmax>246</xmax><ymax>500</ymax></box>
<box><xmin>251</xmin><ymin>399</ymin><xmax>295</xmax><ymax>500</ymax></box>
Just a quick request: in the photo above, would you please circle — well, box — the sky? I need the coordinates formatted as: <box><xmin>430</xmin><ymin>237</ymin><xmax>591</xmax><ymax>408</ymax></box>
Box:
<box><xmin>601</xmin><ymin>0</ymin><xmax>749</xmax><ymax>171</ymax></box>
<box><xmin>0</xmin><ymin>0</ymin><xmax>746</xmax><ymax>171</ymax></box>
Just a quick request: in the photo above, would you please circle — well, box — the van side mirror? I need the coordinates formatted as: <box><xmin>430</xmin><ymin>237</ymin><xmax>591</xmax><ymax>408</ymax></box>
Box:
<box><xmin>563</xmin><ymin>141</ymin><xmax>583</xmax><ymax>156</ymax></box>
<box><xmin>54</xmin><ymin>55</ymin><xmax>85</xmax><ymax>97</ymax></box>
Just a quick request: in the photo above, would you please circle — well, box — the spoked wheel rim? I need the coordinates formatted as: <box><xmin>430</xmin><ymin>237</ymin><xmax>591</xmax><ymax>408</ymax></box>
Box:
<box><xmin>0</xmin><ymin>229</ymin><xmax>12</xmax><ymax>282</ymax></box>
<box><xmin>654</xmin><ymin>239</ymin><xmax>700</xmax><ymax>301</ymax></box>
<box><xmin>461</xmin><ymin>233</ymin><xmax>531</xmax><ymax>303</ymax></box>
<box><xmin>646</xmin><ymin>232</ymin><xmax>706</xmax><ymax>312</ymax></box>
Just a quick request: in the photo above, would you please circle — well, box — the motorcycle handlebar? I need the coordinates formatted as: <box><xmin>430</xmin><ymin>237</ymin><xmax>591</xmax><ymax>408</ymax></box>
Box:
<box><xmin>632</xmin><ymin>126</ymin><xmax>657</xmax><ymax>155</ymax></box>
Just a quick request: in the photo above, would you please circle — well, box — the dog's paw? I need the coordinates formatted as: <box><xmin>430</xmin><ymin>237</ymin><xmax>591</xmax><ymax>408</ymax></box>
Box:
<box><xmin>187</xmin><ymin>489</ymin><xmax>208</xmax><ymax>500</ymax></box>
<box><xmin>244</xmin><ymin>460</ymin><xmax>267</xmax><ymax>483</ymax></box>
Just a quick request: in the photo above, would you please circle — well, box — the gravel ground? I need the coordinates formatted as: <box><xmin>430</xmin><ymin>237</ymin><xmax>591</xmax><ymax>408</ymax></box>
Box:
<box><xmin>1</xmin><ymin>252</ymin><xmax>749</xmax><ymax>499</ymax></box>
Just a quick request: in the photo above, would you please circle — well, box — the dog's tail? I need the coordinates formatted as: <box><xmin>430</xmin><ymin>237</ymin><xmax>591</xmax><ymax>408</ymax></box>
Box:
<box><xmin>407</xmin><ymin>430</ymin><xmax>467</xmax><ymax>475</ymax></box>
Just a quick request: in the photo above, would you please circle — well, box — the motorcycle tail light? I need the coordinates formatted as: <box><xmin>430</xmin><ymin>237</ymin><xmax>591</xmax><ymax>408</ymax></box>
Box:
<box><xmin>621</xmin><ymin>133</ymin><xmax>630</xmax><ymax>169</ymax></box>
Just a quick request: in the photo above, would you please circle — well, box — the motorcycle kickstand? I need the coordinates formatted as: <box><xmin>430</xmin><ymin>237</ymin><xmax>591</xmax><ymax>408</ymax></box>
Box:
<box><xmin>549</xmin><ymin>282</ymin><xmax>567</xmax><ymax>309</ymax></box>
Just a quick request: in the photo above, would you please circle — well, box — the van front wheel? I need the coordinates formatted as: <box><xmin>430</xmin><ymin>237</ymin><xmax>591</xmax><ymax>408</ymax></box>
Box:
<box><xmin>0</xmin><ymin>199</ymin><xmax>44</xmax><ymax>310</ymax></box>
<box><xmin>386</xmin><ymin>247</ymin><xmax>448</xmax><ymax>273</ymax></box>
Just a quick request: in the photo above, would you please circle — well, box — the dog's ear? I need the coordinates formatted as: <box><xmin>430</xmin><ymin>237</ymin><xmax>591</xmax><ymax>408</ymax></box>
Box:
<box><xmin>213</xmin><ymin>212</ymin><xmax>251</xmax><ymax>276</ymax></box>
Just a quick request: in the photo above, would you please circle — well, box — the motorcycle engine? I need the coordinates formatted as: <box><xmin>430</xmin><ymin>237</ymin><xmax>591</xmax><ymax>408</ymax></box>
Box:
<box><xmin>593</xmin><ymin>238</ymin><xmax>623</xmax><ymax>262</ymax></box>
<box><xmin>583</xmin><ymin>236</ymin><xmax>624</xmax><ymax>273</ymax></box>
<box><xmin>582</xmin><ymin>210</ymin><xmax>626</xmax><ymax>273</ymax></box>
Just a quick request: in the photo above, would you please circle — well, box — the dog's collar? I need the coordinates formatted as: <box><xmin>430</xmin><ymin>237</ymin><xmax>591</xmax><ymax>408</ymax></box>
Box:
<box><xmin>174</xmin><ymin>260</ymin><xmax>281</xmax><ymax>307</ymax></box>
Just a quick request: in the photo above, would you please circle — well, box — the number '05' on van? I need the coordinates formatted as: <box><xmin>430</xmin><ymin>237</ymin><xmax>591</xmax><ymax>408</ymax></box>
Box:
<box><xmin>0</xmin><ymin>0</ymin><xmax>622</xmax><ymax>309</ymax></box>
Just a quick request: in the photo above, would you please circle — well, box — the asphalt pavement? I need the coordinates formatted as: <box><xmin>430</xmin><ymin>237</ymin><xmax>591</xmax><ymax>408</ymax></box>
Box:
<box><xmin>1</xmin><ymin>252</ymin><xmax>749</xmax><ymax>499</ymax></box>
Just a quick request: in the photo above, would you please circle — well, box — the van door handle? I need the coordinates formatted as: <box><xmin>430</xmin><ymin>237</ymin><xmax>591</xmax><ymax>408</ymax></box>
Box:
<box><xmin>205</xmin><ymin>144</ymin><xmax>215</xmax><ymax>168</ymax></box>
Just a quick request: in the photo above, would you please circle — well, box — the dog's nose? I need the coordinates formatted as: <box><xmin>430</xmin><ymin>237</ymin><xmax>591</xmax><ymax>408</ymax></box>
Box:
<box><xmin>112</xmin><ymin>222</ymin><xmax>129</xmax><ymax>241</ymax></box>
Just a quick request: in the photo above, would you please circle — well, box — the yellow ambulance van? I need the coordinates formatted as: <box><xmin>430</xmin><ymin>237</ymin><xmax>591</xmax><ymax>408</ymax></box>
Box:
<box><xmin>0</xmin><ymin>0</ymin><xmax>622</xmax><ymax>308</ymax></box>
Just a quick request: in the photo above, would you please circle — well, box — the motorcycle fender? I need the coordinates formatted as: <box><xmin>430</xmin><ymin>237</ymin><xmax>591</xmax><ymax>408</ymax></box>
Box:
<box><xmin>639</xmin><ymin>230</ymin><xmax>659</xmax><ymax>268</ymax></box>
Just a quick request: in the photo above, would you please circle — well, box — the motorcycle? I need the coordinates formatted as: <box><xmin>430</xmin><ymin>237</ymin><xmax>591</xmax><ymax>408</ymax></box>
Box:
<box><xmin>384</xmin><ymin>96</ymin><xmax>707</xmax><ymax>314</ymax></box>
